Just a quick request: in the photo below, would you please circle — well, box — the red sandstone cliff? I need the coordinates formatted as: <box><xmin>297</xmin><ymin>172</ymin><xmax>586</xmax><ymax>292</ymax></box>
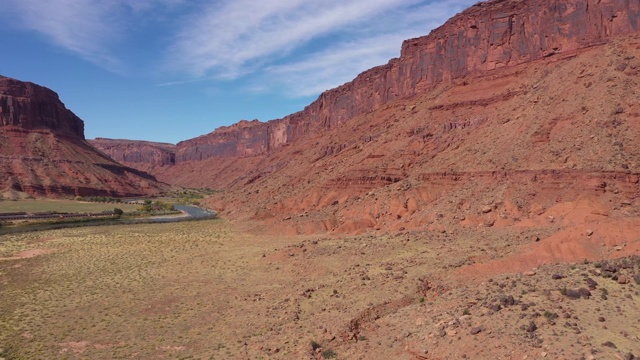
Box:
<box><xmin>0</xmin><ymin>76</ymin><xmax>167</xmax><ymax>198</ymax></box>
<box><xmin>175</xmin><ymin>0</ymin><xmax>640</xmax><ymax>162</ymax></box>
<box><xmin>90</xmin><ymin>138</ymin><xmax>176</xmax><ymax>169</ymax></box>
<box><xmin>152</xmin><ymin>0</ymin><xmax>640</xmax><ymax>235</ymax></box>
<box><xmin>156</xmin><ymin>31</ymin><xmax>640</xmax><ymax>234</ymax></box>
<box><xmin>0</xmin><ymin>75</ymin><xmax>84</xmax><ymax>138</ymax></box>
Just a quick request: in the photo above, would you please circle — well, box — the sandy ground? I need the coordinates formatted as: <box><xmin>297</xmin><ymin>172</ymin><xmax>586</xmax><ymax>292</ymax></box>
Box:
<box><xmin>0</xmin><ymin>217</ymin><xmax>638</xmax><ymax>359</ymax></box>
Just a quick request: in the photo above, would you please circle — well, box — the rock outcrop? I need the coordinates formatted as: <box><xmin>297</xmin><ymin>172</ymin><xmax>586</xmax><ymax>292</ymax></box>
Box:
<box><xmin>176</xmin><ymin>120</ymin><xmax>269</xmax><ymax>161</ymax></box>
<box><xmin>0</xmin><ymin>76</ymin><xmax>167</xmax><ymax>198</ymax></box>
<box><xmin>175</xmin><ymin>0</ymin><xmax>640</xmax><ymax>162</ymax></box>
<box><xmin>90</xmin><ymin>138</ymin><xmax>176</xmax><ymax>167</ymax></box>
<box><xmin>0</xmin><ymin>76</ymin><xmax>84</xmax><ymax>138</ymax></box>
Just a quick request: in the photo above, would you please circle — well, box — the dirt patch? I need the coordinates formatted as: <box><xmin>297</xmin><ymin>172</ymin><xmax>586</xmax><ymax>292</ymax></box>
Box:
<box><xmin>0</xmin><ymin>248</ymin><xmax>56</xmax><ymax>261</ymax></box>
<box><xmin>456</xmin><ymin>218</ymin><xmax>640</xmax><ymax>282</ymax></box>
<box><xmin>158</xmin><ymin>345</ymin><xmax>187</xmax><ymax>352</ymax></box>
<box><xmin>27</xmin><ymin>237</ymin><xmax>58</xmax><ymax>245</ymax></box>
<box><xmin>59</xmin><ymin>341</ymin><xmax>89</xmax><ymax>354</ymax></box>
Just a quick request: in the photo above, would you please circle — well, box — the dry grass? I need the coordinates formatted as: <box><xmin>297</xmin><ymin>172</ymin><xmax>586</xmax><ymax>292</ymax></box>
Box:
<box><xmin>0</xmin><ymin>199</ymin><xmax>139</xmax><ymax>214</ymax></box>
<box><xmin>1</xmin><ymin>220</ymin><xmax>638</xmax><ymax>359</ymax></box>
<box><xmin>0</xmin><ymin>219</ymin><xmax>460</xmax><ymax>359</ymax></box>
<box><xmin>0</xmin><ymin>220</ymin><xmax>310</xmax><ymax>359</ymax></box>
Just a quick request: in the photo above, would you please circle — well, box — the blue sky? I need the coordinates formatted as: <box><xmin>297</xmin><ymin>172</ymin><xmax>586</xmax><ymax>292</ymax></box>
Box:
<box><xmin>1</xmin><ymin>0</ymin><xmax>477</xmax><ymax>144</ymax></box>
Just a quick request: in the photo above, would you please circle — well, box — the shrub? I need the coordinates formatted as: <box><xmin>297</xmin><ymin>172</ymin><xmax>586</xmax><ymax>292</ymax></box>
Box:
<box><xmin>543</xmin><ymin>310</ymin><xmax>558</xmax><ymax>320</ymax></box>
<box><xmin>138</xmin><ymin>201</ymin><xmax>175</xmax><ymax>213</ymax></box>
<box><xmin>600</xmin><ymin>288</ymin><xmax>608</xmax><ymax>295</ymax></box>
<box><xmin>321</xmin><ymin>349</ymin><xmax>336</xmax><ymax>359</ymax></box>
<box><xmin>310</xmin><ymin>341</ymin><xmax>321</xmax><ymax>351</ymax></box>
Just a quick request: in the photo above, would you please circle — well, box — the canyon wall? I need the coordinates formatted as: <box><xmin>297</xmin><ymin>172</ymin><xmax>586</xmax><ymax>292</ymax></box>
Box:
<box><xmin>0</xmin><ymin>76</ymin><xmax>167</xmax><ymax>198</ymax></box>
<box><xmin>90</xmin><ymin>138</ymin><xmax>176</xmax><ymax>166</ymax></box>
<box><xmin>176</xmin><ymin>0</ymin><xmax>640</xmax><ymax>162</ymax></box>
<box><xmin>0</xmin><ymin>76</ymin><xmax>84</xmax><ymax>138</ymax></box>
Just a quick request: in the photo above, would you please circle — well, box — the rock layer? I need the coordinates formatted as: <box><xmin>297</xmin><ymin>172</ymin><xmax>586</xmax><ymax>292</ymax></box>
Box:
<box><xmin>0</xmin><ymin>76</ymin><xmax>167</xmax><ymax>198</ymax></box>
<box><xmin>154</xmin><ymin>29</ymin><xmax>640</xmax><ymax>234</ymax></box>
<box><xmin>90</xmin><ymin>138</ymin><xmax>176</xmax><ymax>166</ymax></box>
<box><xmin>0</xmin><ymin>76</ymin><xmax>84</xmax><ymax>138</ymax></box>
<box><xmin>176</xmin><ymin>0</ymin><xmax>640</xmax><ymax>162</ymax></box>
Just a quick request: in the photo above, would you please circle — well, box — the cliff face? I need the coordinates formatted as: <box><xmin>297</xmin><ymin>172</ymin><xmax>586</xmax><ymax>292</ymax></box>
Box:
<box><xmin>0</xmin><ymin>76</ymin><xmax>167</xmax><ymax>198</ymax></box>
<box><xmin>176</xmin><ymin>0</ymin><xmax>640</xmax><ymax>162</ymax></box>
<box><xmin>156</xmin><ymin>29</ymin><xmax>640</xmax><ymax>234</ymax></box>
<box><xmin>0</xmin><ymin>76</ymin><xmax>84</xmax><ymax>138</ymax></box>
<box><xmin>90</xmin><ymin>138</ymin><xmax>176</xmax><ymax>167</ymax></box>
<box><xmin>176</xmin><ymin>120</ymin><xmax>269</xmax><ymax>162</ymax></box>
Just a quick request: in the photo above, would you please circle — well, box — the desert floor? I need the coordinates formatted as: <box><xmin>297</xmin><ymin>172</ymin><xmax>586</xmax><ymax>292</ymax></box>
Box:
<box><xmin>1</xmin><ymin>219</ymin><xmax>639</xmax><ymax>359</ymax></box>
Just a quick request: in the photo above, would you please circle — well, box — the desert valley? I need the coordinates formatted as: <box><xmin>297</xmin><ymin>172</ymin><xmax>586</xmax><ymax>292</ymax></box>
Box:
<box><xmin>1</xmin><ymin>0</ymin><xmax>640</xmax><ymax>359</ymax></box>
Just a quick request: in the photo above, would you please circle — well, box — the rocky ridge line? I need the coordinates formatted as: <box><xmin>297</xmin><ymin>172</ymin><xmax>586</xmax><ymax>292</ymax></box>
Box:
<box><xmin>176</xmin><ymin>0</ymin><xmax>640</xmax><ymax>162</ymax></box>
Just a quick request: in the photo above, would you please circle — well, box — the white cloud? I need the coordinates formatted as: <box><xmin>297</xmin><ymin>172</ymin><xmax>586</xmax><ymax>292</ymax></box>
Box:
<box><xmin>167</xmin><ymin>0</ymin><xmax>422</xmax><ymax>78</ymax></box>
<box><xmin>4</xmin><ymin>0</ymin><xmax>184</xmax><ymax>72</ymax></box>
<box><xmin>6</xmin><ymin>0</ymin><xmax>482</xmax><ymax>99</ymax></box>
<box><xmin>246</xmin><ymin>0</ymin><xmax>478</xmax><ymax>97</ymax></box>
<box><xmin>5</xmin><ymin>0</ymin><xmax>120</xmax><ymax>70</ymax></box>
<box><xmin>261</xmin><ymin>34</ymin><xmax>405</xmax><ymax>97</ymax></box>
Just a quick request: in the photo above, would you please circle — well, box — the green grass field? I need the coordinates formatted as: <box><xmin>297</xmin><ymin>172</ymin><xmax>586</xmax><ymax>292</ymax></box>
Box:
<box><xmin>0</xmin><ymin>199</ymin><xmax>139</xmax><ymax>214</ymax></box>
